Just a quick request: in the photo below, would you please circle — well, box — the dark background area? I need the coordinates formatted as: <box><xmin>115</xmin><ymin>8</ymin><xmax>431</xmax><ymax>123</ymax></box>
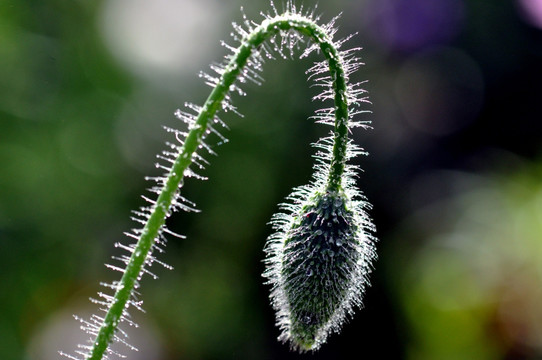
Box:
<box><xmin>1</xmin><ymin>0</ymin><xmax>542</xmax><ymax>359</ymax></box>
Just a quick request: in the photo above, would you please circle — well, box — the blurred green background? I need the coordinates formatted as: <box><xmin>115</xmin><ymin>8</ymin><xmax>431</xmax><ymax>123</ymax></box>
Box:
<box><xmin>1</xmin><ymin>0</ymin><xmax>542</xmax><ymax>359</ymax></box>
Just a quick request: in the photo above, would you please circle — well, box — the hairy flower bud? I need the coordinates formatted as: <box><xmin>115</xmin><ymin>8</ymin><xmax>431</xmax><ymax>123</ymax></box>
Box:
<box><xmin>265</xmin><ymin>187</ymin><xmax>376</xmax><ymax>351</ymax></box>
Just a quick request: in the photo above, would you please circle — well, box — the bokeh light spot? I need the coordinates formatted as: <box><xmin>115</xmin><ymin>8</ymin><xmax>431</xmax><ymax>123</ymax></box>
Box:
<box><xmin>517</xmin><ymin>0</ymin><xmax>542</xmax><ymax>28</ymax></box>
<box><xmin>99</xmin><ymin>0</ymin><xmax>227</xmax><ymax>85</ymax></box>
<box><xmin>394</xmin><ymin>47</ymin><xmax>484</xmax><ymax>136</ymax></box>
<box><xmin>363</xmin><ymin>0</ymin><xmax>465</xmax><ymax>52</ymax></box>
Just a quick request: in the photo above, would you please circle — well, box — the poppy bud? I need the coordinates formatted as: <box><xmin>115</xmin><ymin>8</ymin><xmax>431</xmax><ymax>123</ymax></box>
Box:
<box><xmin>265</xmin><ymin>187</ymin><xmax>375</xmax><ymax>351</ymax></box>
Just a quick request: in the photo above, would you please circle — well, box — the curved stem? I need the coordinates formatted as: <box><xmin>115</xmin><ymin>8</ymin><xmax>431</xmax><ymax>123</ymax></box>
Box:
<box><xmin>86</xmin><ymin>12</ymin><xmax>350</xmax><ymax>360</ymax></box>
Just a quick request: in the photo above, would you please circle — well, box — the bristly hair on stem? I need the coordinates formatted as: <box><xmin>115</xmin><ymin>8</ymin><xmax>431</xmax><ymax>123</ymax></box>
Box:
<box><xmin>61</xmin><ymin>1</ymin><xmax>376</xmax><ymax>359</ymax></box>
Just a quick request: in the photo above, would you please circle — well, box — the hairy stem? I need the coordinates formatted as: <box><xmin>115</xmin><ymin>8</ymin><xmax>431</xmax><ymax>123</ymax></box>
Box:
<box><xmin>87</xmin><ymin>12</ymin><xmax>350</xmax><ymax>360</ymax></box>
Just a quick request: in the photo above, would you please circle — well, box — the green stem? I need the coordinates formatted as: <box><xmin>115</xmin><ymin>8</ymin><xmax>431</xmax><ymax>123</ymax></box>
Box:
<box><xmin>86</xmin><ymin>12</ymin><xmax>350</xmax><ymax>360</ymax></box>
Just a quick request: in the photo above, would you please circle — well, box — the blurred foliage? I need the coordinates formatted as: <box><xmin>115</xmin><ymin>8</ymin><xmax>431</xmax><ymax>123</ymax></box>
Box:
<box><xmin>390</xmin><ymin>162</ymin><xmax>542</xmax><ymax>359</ymax></box>
<box><xmin>1</xmin><ymin>0</ymin><xmax>541</xmax><ymax>359</ymax></box>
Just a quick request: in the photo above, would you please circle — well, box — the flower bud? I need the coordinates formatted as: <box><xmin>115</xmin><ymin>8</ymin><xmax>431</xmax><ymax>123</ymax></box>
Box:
<box><xmin>265</xmin><ymin>188</ymin><xmax>375</xmax><ymax>351</ymax></box>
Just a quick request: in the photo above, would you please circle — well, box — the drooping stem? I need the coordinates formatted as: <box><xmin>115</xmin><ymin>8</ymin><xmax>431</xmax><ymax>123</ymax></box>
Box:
<box><xmin>86</xmin><ymin>12</ymin><xmax>351</xmax><ymax>360</ymax></box>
